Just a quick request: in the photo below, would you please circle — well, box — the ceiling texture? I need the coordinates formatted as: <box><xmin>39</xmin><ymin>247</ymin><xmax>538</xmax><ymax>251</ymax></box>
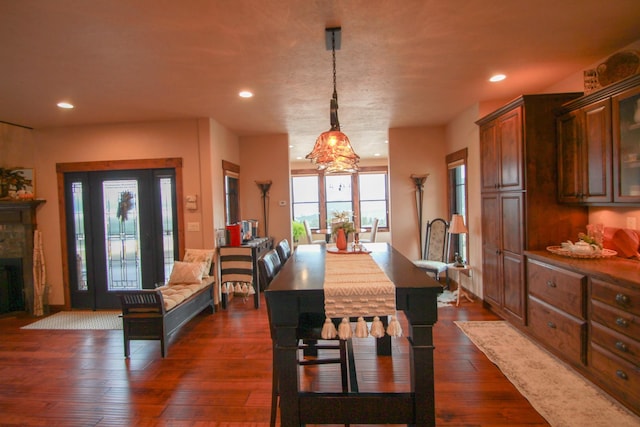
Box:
<box><xmin>1</xmin><ymin>0</ymin><xmax>640</xmax><ymax>160</ymax></box>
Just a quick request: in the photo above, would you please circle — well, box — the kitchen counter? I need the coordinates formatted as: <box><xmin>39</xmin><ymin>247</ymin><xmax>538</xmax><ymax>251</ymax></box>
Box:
<box><xmin>526</xmin><ymin>250</ymin><xmax>640</xmax><ymax>289</ymax></box>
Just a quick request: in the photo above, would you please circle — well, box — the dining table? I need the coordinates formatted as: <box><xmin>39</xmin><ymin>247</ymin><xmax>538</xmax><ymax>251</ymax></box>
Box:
<box><xmin>265</xmin><ymin>242</ymin><xmax>441</xmax><ymax>426</ymax></box>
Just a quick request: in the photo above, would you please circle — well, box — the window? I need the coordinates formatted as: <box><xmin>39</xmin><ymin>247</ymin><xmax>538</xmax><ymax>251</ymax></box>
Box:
<box><xmin>291</xmin><ymin>175</ymin><xmax>320</xmax><ymax>227</ymax></box>
<box><xmin>325</xmin><ymin>174</ymin><xmax>353</xmax><ymax>220</ymax></box>
<box><xmin>291</xmin><ymin>167</ymin><xmax>388</xmax><ymax>231</ymax></box>
<box><xmin>359</xmin><ymin>173</ymin><xmax>388</xmax><ymax>228</ymax></box>
<box><xmin>447</xmin><ymin>148</ymin><xmax>468</xmax><ymax>263</ymax></box>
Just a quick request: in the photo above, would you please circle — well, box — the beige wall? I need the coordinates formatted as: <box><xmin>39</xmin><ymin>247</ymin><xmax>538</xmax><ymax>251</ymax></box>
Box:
<box><xmin>445</xmin><ymin>105</ymin><xmax>482</xmax><ymax>296</ymax></box>
<box><xmin>0</xmin><ymin>122</ymin><xmax>34</xmax><ymax>168</ymax></box>
<box><xmin>388</xmin><ymin>126</ymin><xmax>448</xmax><ymax>260</ymax></box>
<box><xmin>31</xmin><ymin>119</ymin><xmax>220</xmax><ymax>306</ymax></box>
<box><xmin>239</xmin><ymin>134</ymin><xmax>291</xmax><ymax>245</ymax></box>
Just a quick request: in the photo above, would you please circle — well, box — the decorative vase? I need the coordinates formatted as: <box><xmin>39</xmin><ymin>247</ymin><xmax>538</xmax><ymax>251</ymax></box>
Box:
<box><xmin>336</xmin><ymin>228</ymin><xmax>348</xmax><ymax>250</ymax></box>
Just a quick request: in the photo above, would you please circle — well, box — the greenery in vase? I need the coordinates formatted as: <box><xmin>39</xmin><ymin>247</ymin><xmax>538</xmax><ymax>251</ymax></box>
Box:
<box><xmin>330</xmin><ymin>210</ymin><xmax>356</xmax><ymax>236</ymax></box>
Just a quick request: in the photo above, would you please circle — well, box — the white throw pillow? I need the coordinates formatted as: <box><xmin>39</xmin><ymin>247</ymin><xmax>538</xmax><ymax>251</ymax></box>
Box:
<box><xmin>168</xmin><ymin>261</ymin><xmax>204</xmax><ymax>284</ymax></box>
<box><xmin>183</xmin><ymin>249</ymin><xmax>215</xmax><ymax>276</ymax></box>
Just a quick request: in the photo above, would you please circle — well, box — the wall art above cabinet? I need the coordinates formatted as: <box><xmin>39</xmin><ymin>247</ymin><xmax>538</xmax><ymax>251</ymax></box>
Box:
<box><xmin>557</xmin><ymin>74</ymin><xmax>640</xmax><ymax>205</ymax></box>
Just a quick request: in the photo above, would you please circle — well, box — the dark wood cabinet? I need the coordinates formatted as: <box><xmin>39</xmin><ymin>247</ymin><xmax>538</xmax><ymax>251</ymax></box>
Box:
<box><xmin>557</xmin><ymin>74</ymin><xmax>640</xmax><ymax>205</ymax></box>
<box><xmin>557</xmin><ymin>99</ymin><xmax>612</xmax><ymax>203</ymax></box>
<box><xmin>526</xmin><ymin>258</ymin><xmax>587</xmax><ymax>367</ymax></box>
<box><xmin>477</xmin><ymin>93</ymin><xmax>587</xmax><ymax>325</ymax></box>
<box><xmin>524</xmin><ymin>251</ymin><xmax>640</xmax><ymax>416</ymax></box>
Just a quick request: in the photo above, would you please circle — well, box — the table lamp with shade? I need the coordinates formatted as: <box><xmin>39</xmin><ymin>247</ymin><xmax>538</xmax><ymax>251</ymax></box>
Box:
<box><xmin>449</xmin><ymin>214</ymin><xmax>468</xmax><ymax>267</ymax></box>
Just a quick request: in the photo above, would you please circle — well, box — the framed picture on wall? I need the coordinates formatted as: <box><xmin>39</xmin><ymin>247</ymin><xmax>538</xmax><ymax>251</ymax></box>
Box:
<box><xmin>11</xmin><ymin>168</ymin><xmax>35</xmax><ymax>199</ymax></box>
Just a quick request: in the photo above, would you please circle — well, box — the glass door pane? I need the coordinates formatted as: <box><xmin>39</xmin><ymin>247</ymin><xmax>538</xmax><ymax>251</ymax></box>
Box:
<box><xmin>102</xmin><ymin>180</ymin><xmax>142</xmax><ymax>291</ymax></box>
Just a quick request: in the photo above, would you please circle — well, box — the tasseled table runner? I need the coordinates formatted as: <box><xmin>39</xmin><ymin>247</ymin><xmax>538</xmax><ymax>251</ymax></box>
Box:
<box><xmin>322</xmin><ymin>251</ymin><xmax>402</xmax><ymax>340</ymax></box>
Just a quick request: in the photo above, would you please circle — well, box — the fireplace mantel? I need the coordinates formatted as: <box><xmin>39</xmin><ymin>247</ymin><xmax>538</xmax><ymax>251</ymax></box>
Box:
<box><xmin>0</xmin><ymin>199</ymin><xmax>45</xmax><ymax>314</ymax></box>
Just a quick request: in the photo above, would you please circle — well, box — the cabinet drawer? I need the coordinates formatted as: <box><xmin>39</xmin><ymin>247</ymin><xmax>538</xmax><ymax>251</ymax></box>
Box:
<box><xmin>528</xmin><ymin>296</ymin><xmax>586</xmax><ymax>366</ymax></box>
<box><xmin>590</xmin><ymin>343</ymin><xmax>640</xmax><ymax>411</ymax></box>
<box><xmin>591</xmin><ymin>321</ymin><xmax>640</xmax><ymax>366</ymax></box>
<box><xmin>527</xmin><ymin>259</ymin><xmax>586</xmax><ymax>319</ymax></box>
<box><xmin>591</xmin><ymin>278</ymin><xmax>640</xmax><ymax>317</ymax></box>
<box><xmin>591</xmin><ymin>299</ymin><xmax>640</xmax><ymax>340</ymax></box>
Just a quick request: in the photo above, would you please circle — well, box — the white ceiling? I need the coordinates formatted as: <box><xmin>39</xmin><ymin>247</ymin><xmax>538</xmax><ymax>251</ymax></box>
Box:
<box><xmin>1</xmin><ymin>1</ymin><xmax>640</xmax><ymax>160</ymax></box>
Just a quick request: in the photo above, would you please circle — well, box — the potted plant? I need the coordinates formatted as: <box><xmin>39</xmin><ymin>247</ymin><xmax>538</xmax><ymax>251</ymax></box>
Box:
<box><xmin>292</xmin><ymin>220</ymin><xmax>305</xmax><ymax>243</ymax></box>
<box><xmin>330</xmin><ymin>211</ymin><xmax>356</xmax><ymax>250</ymax></box>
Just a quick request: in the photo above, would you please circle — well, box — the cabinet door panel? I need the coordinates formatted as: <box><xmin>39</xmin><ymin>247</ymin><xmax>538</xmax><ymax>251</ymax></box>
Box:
<box><xmin>501</xmin><ymin>194</ymin><xmax>523</xmax><ymax>255</ymax></box>
<box><xmin>481</xmin><ymin>194</ymin><xmax>500</xmax><ymax>249</ymax></box>
<box><xmin>498</xmin><ymin>108</ymin><xmax>523</xmax><ymax>191</ymax></box>
<box><xmin>480</xmin><ymin>123</ymin><xmax>500</xmax><ymax>191</ymax></box>
<box><xmin>503</xmin><ymin>252</ymin><xmax>524</xmax><ymax>321</ymax></box>
<box><xmin>557</xmin><ymin>111</ymin><xmax>583</xmax><ymax>202</ymax></box>
<box><xmin>482</xmin><ymin>245</ymin><xmax>501</xmax><ymax>307</ymax></box>
<box><xmin>583</xmin><ymin>99</ymin><xmax>611</xmax><ymax>202</ymax></box>
<box><xmin>612</xmin><ymin>84</ymin><xmax>640</xmax><ymax>203</ymax></box>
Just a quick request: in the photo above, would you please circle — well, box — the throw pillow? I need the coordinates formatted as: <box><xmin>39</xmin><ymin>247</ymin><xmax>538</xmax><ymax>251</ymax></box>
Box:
<box><xmin>168</xmin><ymin>261</ymin><xmax>204</xmax><ymax>284</ymax></box>
<box><xmin>183</xmin><ymin>249</ymin><xmax>215</xmax><ymax>276</ymax></box>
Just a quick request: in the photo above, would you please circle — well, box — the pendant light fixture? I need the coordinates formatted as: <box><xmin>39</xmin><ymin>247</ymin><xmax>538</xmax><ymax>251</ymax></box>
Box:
<box><xmin>305</xmin><ymin>27</ymin><xmax>360</xmax><ymax>173</ymax></box>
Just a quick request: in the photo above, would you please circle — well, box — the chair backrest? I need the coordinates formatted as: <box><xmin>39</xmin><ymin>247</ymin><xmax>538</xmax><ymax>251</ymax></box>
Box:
<box><xmin>423</xmin><ymin>218</ymin><xmax>449</xmax><ymax>262</ymax></box>
<box><xmin>275</xmin><ymin>239</ymin><xmax>291</xmax><ymax>264</ymax></box>
<box><xmin>369</xmin><ymin>218</ymin><xmax>379</xmax><ymax>242</ymax></box>
<box><xmin>258</xmin><ymin>249</ymin><xmax>282</xmax><ymax>290</ymax></box>
<box><xmin>303</xmin><ymin>220</ymin><xmax>313</xmax><ymax>244</ymax></box>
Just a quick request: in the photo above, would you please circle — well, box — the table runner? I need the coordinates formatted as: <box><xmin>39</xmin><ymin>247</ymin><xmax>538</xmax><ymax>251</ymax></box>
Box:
<box><xmin>322</xmin><ymin>251</ymin><xmax>402</xmax><ymax>340</ymax></box>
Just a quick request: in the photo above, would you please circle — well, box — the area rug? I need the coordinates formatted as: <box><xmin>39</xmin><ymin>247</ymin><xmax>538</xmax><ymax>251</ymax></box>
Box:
<box><xmin>437</xmin><ymin>289</ymin><xmax>457</xmax><ymax>307</ymax></box>
<box><xmin>22</xmin><ymin>311</ymin><xmax>122</xmax><ymax>330</ymax></box>
<box><xmin>455</xmin><ymin>320</ymin><xmax>639</xmax><ymax>427</ymax></box>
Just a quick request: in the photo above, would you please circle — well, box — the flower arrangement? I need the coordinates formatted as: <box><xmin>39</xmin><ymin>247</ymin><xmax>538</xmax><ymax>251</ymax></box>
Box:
<box><xmin>116</xmin><ymin>191</ymin><xmax>135</xmax><ymax>222</ymax></box>
<box><xmin>330</xmin><ymin>210</ymin><xmax>356</xmax><ymax>236</ymax></box>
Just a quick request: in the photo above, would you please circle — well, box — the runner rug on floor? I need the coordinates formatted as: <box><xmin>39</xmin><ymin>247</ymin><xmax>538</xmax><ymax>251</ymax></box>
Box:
<box><xmin>455</xmin><ymin>320</ymin><xmax>639</xmax><ymax>427</ymax></box>
<box><xmin>22</xmin><ymin>311</ymin><xmax>122</xmax><ymax>330</ymax></box>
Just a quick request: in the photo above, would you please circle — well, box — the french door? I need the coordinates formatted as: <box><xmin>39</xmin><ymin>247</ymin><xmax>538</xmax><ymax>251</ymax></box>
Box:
<box><xmin>65</xmin><ymin>169</ymin><xmax>178</xmax><ymax>309</ymax></box>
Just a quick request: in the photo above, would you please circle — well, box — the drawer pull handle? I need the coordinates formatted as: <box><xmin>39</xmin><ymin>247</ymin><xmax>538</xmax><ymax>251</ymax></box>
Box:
<box><xmin>616</xmin><ymin>370</ymin><xmax>628</xmax><ymax>381</ymax></box>
<box><xmin>547</xmin><ymin>321</ymin><xmax>556</xmax><ymax>329</ymax></box>
<box><xmin>615</xmin><ymin>341</ymin><xmax>628</xmax><ymax>352</ymax></box>
<box><xmin>616</xmin><ymin>317</ymin><xmax>629</xmax><ymax>328</ymax></box>
<box><xmin>615</xmin><ymin>293</ymin><xmax>630</xmax><ymax>305</ymax></box>
<box><xmin>546</xmin><ymin>280</ymin><xmax>556</xmax><ymax>288</ymax></box>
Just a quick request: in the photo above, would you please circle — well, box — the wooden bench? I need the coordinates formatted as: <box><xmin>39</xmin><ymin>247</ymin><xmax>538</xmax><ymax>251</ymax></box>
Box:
<box><xmin>118</xmin><ymin>277</ymin><xmax>215</xmax><ymax>358</ymax></box>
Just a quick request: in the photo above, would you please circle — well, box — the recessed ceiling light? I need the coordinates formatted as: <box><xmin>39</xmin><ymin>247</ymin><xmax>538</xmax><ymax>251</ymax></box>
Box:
<box><xmin>289</xmin><ymin>145</ymin><xmax>294</xmax><ymax>149</ymax></box>
<box><xmin>57</xmin><ymin>101</ymin><xmax>74</xmax><ymax>109</ymax></box>
<box><xmin>239</xmin><ymin>90</ymin><xmax>253</xmax><ymax>98</ymax></box>
<box><xmin>489</xmin><ymin>74</ymin><xmax>506</xmax><ymax>82</ymax></box>
<box><xmin>374</xmin><ymin>153</ymin><xmax>381</xmax><ymax>157</ymax></box>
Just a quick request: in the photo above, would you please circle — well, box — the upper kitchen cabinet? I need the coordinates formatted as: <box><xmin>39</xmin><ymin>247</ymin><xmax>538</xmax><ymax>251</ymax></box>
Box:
<box><xmin>557</xmin><ymin>74</ymin><xmax>640</xmax><ymax>205</ymax></box>
<box><xmin>480</xmin><ymin>106</ymin><xmax>523</xmax><ymax>192</ymax></box>
<box><xmin>557</xmin><ymin>99</ymin><xmax>612</xmax><ymax>203</ymax></box>
<box><xmin>612</xmin><ymin>82</ymin><xmax>640</xmax><ymax>203</ymax></box>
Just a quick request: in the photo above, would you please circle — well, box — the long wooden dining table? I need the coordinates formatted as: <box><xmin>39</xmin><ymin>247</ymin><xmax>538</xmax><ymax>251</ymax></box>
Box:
<box><xmin>265</xmin><ymin>243</ymin><xmax>441</xmax><ymax>426</ymax></box>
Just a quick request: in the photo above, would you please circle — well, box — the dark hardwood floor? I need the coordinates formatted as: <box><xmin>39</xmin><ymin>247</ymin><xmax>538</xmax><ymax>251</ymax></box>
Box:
<box><xmin>0</xmin><ymin>294</ymin><xmax>548</xmax><ymax>426</ymax></box>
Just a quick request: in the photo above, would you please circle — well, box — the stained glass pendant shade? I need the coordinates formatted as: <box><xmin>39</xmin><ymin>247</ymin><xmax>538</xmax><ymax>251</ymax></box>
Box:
<box><xmin>306</xmin><ymin>27</ymin><xmax>360</xmax><ymax>173</ymax></box>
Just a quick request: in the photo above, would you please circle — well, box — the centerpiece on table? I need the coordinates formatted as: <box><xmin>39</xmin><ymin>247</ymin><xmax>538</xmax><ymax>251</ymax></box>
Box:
<box><xmin>330</xmin><ymin>211</ymin><xmax>356</xmax><ymax>250</ymax></box>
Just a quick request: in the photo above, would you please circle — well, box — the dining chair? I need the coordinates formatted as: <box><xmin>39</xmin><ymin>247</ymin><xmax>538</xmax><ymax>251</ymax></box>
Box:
<box><xmin>413</xmin><ymin>218</ymin><xmax>450</xmax><ymax>287</ymax></box>
<box><xmin>258</xmin><ymin>249</ymin><xmax>282</xmax><ymax>291</ymax></box>
<box><xmin>303</xmin><ymin>220</ymin><xmax>326</xmax><ymax>244</ymax></box>
<box><xmin>359</xmin><ymin>217</ymin><xmax>379</xmax><ymax>243</ymax></box>
<box><xmin>260</xmin><ymin>253</ymin><xmax>352</xmax><ymax>427</ymax></box>
<box><xmin>275</xmin><ymin>239</ymin><xmax>292</xmax><ymax>265</ymax></box>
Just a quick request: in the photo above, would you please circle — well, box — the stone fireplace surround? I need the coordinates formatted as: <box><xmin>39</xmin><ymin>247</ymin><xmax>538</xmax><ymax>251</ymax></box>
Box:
<box><xmin>0</xmin><ymin>200</ymin><xmax>44</xmax><ymax>315</ymax></box>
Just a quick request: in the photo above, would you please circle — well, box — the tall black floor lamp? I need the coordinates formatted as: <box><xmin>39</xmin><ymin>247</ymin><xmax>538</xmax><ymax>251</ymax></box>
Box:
<box><xmin>255</xmin><ymin>180</ymin><xmax>272</xmax><ymax>237</ymax></box>
<box><xmin>411</xmin><ymin>174</ymin><xmax>429</xmax><ymax>258</ymax></box>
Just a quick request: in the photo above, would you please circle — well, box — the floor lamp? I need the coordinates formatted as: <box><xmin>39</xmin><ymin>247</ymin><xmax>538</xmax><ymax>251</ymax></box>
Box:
<box><xmin>411</xmin><ymin>174</ymin><xmax>429</xmax><ymax>258</ymax></box>
<box><xmin>255</xmin><ymin>180</ymin><xmax>272</xmax><ymax>237</ymax></box>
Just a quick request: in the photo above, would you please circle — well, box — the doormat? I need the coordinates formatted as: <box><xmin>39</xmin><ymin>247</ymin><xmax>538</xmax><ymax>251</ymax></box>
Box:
<box><xmin>22</xmin><ymin>310</ymin><xmax>122</xmax><ymax>330</ymax></box>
